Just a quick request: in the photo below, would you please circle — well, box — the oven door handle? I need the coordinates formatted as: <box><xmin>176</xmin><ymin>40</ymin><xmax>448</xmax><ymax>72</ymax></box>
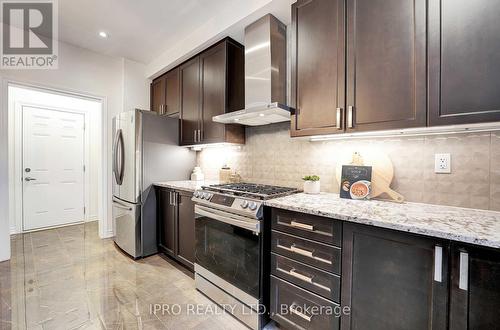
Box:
<box><xmin>195</xmin><ymin>205</ymin><xmax>260</xmax><ymax>234</ymax></box>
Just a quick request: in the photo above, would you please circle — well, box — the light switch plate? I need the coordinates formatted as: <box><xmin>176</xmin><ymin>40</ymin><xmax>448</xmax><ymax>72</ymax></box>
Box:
<box><xmin>435</xmin><ymin>153</ymin><xmax>451</xmax><ymax>174</ymax></box>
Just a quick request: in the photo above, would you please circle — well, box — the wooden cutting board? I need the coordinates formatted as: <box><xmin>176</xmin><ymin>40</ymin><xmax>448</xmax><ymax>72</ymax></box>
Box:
<box><xmin>335</xmin><ymin>151</ymin><xmax>405</xmax><ymax>203</ymax></box>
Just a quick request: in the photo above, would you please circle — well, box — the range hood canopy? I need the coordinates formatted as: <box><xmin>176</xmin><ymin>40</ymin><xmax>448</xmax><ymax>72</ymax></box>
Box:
<box><xmin>213</xmin><ymin>14</ymin><xmax>292</xmax><ymax>126</ymax></box>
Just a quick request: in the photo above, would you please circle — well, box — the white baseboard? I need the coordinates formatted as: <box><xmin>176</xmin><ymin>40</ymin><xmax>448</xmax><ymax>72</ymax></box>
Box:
<box><xmin>86</xmin><ymin>215</ymin><xmax>99</xmax><ymax>222</ymax></box>
<box><xmin>10</xmin><ymin>225</ymin><xmax>18</xmax><ymax>235</ymax></box>
<box><xmin>100</xmin><ymin>229</ymin><xmax>114</xmax><ymax>239</ymax></box>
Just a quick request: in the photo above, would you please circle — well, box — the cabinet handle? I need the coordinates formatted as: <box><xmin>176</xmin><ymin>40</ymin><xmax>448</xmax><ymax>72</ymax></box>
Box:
<box><xmin>336</xmin><ymin>108</ymin><xmax>342</xmax><ymax>129</ymax></box>
<box><xmin>172</xmin><ymin>192</ymin><xmax>177</xmax><ymax>206</ymax></box>
<box><xmin>198</xmin><ymin>129</ymin><xmax>202</xmax><ymax>142</ymax></box>
<box><xmin>459</xmin><ymin>252</ymin><xmax>469</xmax><ymax>291</ymax></box>
<box><xmin>290</xmin><ymin>221</ymin><xmax>314</xmax><ymax>231</ymax></box>
<box><xmin>194</xmin><ymin>130</ymin><xmax>197</xmax><ymax>143</ymax></box>
<box><xmin>277</xmin><ymin>243</ymin><xmax>333</xmax><ymax>265</ymax></box>
<box><xmin>169</xmin><ymin>191</ymin><xmax>173</xmax><ymax>205</ymax></box>
<box><xmin>347</xmin><ymin>106</ymin><xmax>354</xmax><ymax>128</ymax></box>
<box><xmin>434</xmin><ymin>245</ymin><xmax>443</xmax><ymax>282</ymax></box>
<box><xmin>289</xmin><ymin>304</ymin><xmax>312</xmax><ymax>322</ymax></box>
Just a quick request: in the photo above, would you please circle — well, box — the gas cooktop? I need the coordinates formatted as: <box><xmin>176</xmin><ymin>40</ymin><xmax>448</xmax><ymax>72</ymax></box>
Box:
<box><xmin>203</xmin><ymin>182</ymin><xmax>299</xmax><ymax>200</ymax></box>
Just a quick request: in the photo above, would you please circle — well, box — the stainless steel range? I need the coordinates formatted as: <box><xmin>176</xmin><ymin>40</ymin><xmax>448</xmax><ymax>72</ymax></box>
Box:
<box><xmin>192</xmin><ymin>183</ymin><xmax>299</xmax><ymax>329</ymax></box>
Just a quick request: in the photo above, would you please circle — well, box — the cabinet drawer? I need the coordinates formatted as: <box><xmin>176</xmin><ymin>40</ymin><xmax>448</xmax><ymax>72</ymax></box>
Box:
<box><xmin>272</xmin><ymin>253</ymin><xmax>340</xmax><ymax>303</ymax></box>
<box><xmin>272</xmin><ymin>230</ymin><xmax>341</xmax><ymax>274</ymax></box>
<box><xmin>272</xmin><ymin>208</ymin><xmax>341</xmax><ymax>246</ymax></box>
<box><xmin>271</xmin><ymin>275</ymin><xmax>340</xmax><ymax>330</ymax></box>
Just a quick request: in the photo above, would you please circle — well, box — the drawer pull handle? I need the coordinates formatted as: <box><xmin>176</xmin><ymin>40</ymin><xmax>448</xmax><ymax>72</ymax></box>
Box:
<box><xmin>291</xmin><ymin>245</ymin><xmax>314</xmax><ymax>258</ymax></box>
<box><xmin>289</xmin><ymin>268</ymin><xmax>313</xmax><ymax>283</ymax></box>
<box><xmin>290</xmin><ymin>304</ymin><xmax>312</xmax><ymax>322</ymax></box>
<box><xmin>276</xmin><ymin>244</ymin><xmax>333</xmax><ymax>265</ymax></box>
<box><xmin>290</xmin><ymin>221</ymin><xmax>314</xmax><ymax>231</ymax></box>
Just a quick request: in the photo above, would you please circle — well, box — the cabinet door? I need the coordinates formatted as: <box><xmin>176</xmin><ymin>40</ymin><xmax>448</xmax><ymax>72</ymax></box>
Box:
<box><xmin>176</xmin><ymin>190</ymin><xmax>195</xmax><ymax>270</ymax></box>
<box><xmin>158</xmin><ymin>189</ymin><xmax>176</xmax><ymax>256</ymax></box>
<box><xmin>151</xmin><ymin>77</ymin><xmax>166</xmax><ymax>114</ymax></box>
<box><xmin>449</xmin><ymin>244</ymin><xmax>500</xmax><ymax>329</ymax></box>
<box><xmin>346</xmin><ymin>0</ymin><xmax>426</xmax><ymax>132</ymax></box>
<box><xmin>200</xmin><ymin>42</ymin><xmax>226</xmax><ymax>143</ymax></box>
<box><xmin>341</xmin><ymin>223</ymin><xmax>448</xmax><ymax>330</ymax></box>
<box><xmin>180</xmin><ymin>56</ymin><xmax>200</xmax><ymax>145</ymax></box>
<box><xmin>428</xmin><ymin>0</ymin><xmax>500</xmax><ymax>126</ymax></box>
<box><xmin>290</xmin><ymin>0</ymin><xmax>345</xmax><ymax>137</ymax></box>
<box><xmin>165</xmin><ymin>68</ymin><xmax>180</xmax><ymax>116</ymax></box>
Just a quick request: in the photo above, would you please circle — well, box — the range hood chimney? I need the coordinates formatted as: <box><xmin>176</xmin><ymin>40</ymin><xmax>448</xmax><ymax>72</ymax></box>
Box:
<box><xmin>213</xmin><ymin>14</ymin><xmax>292</xmax><ymax>126</ymax></box>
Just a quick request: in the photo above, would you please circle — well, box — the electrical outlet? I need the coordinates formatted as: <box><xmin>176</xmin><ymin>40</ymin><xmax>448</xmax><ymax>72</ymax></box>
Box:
<box><xmin>435</xmin><ymin>153</ymin><xmax>451</xmax><ymax>174</ymax></box>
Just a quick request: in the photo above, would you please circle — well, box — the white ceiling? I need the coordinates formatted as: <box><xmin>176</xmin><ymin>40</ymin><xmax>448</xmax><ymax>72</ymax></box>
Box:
<box><xmin>58</xmin><ymin>0</ymin><xmax>260</xmax><ymax>64</ymax></box>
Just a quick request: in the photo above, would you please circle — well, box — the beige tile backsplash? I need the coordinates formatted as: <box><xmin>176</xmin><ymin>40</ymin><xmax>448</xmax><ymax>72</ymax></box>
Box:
<box><xmin>198</xmin><ymin>123</ymin><xmax>500</xmax><ymax>211</ymax></box>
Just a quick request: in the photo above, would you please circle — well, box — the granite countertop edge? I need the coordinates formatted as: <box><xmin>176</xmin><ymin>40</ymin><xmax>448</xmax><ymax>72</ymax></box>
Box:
<box><xmin>153</xmin><ymin>180</ymin><xmax>219</xmax><ymax>192</ymax></box>
<box><xmin>264</xmin><ymin>193</ymin><xmax>500</xmax><ymax>249</ymax></box>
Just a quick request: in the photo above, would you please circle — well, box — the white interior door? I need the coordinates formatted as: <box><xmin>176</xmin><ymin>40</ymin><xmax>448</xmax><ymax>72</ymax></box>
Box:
<box><xmin>22</xmin><ymin>106</ymin><xmax>85</xmax><ymax>231</ymax></box>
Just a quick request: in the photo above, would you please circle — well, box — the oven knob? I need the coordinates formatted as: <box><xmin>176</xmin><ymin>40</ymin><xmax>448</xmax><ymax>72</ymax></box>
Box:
<box><xmin>203</xmin><ymin>192</ymin><xmax>212</xmax><ymax>200</ymax></box>
<box><xmin>248</xmin><ymin>201</ymin><xmax>258</xmax><ymax>211</ymax></box>
<box><xmin>194</xmin><ymin>191</ymin><xmax>200</xmax><ymax>198</ymax></box>
<box><xmin>240</xmin><ymin>200</ymin><xmax>249</xmax><ymax>209</ymax></box>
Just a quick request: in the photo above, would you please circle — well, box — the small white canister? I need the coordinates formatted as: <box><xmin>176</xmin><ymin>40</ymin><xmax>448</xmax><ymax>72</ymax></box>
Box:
<box><xmin>191</xmin><ymin>167</ymin><xmax>205</xmax><ymax>181</ymax></box>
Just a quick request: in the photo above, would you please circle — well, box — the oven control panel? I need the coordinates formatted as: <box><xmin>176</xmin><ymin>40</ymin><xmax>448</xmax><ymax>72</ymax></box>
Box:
<box><xmin>210</xmin><ymin>194</ymin><xmax>235</xmax><ymax>207</ymax></box>
<box><xmin>192</xmin><ymin>190</ymin><xmax>263</xmax><ymax>218</ymax></box>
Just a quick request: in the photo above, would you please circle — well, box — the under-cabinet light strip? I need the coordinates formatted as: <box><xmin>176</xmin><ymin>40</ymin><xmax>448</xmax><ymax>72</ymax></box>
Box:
<box><xmin>309</xmin><ymin>122</ymin><xmax>500</xmax><ymax>141</ymax></box>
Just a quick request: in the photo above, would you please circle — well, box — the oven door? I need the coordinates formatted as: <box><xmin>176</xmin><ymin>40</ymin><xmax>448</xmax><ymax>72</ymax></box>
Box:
<box><xmin>194</xmin><ymin>204</ymin><xmax>261</xmax><ymax>299</ymax></box>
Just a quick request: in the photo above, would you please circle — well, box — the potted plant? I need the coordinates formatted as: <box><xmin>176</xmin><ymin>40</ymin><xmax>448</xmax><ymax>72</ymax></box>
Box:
<box><xmin>302</xmin><ymin>175</ymin><xmax>321</xmax><ymax>194</ymax></box>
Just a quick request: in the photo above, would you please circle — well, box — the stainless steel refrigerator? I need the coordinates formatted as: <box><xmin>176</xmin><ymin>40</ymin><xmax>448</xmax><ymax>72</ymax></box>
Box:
<box><xmin>112</xmin><ymin>110</ymin><xmax>195</xmax><ymax>258</ymax></box>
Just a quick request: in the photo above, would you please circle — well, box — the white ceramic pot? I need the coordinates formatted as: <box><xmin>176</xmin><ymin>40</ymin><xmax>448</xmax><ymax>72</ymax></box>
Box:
<box><xmin>303</xmin><ymin>180</ymin><xmax>320</xmax><ymax>194</ymax></box>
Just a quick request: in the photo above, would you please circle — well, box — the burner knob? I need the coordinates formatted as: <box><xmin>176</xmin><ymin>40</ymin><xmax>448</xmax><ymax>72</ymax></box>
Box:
<box><xmin>248</xmin><ymin>201</ymin><xmax>258</xmax><ymax>211</ymax></box>
<box><xmin>240</xmin><ymin>200</ymin><xmax>249</xmax><ymax>209</ymax></box>
<box><xmin>194</xmin><ymin>191</ymin><xmax>201</xmax><ymax>198</ymax></box>
<box><xmin>203</xmin><ymin>192</ymin><xmax>212</xmax><ymax>200</ymax></box>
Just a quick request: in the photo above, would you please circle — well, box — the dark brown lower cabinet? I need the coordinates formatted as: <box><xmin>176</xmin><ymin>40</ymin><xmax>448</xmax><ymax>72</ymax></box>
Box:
<box><xmin>449</xmin><ymin>243</ymin><xmax>500</xmax><ymax>329</ymax></box>
<box><xmin>341</xmin><ymin>223</ymin><xmax>449</xmax><ymax>330</ymax></box>
<box><xmin>157</xmin><ymin>187</ymin><xmax>195</xmax><ymax>271</ymax></box>
<box><xmin>176</xmin><ymin>190</ymin><xmax>195</xmax><ymax>269</ymax></box>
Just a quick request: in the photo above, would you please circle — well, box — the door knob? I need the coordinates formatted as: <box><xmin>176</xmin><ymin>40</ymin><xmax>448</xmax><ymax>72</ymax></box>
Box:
<box><xmin>25</xmin><ymin>177</ymin><xmax>37</xmax><ymax>181</ymax></box>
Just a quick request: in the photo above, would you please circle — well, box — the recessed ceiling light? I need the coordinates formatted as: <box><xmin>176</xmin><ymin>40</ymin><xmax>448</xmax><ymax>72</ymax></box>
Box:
<box><xmin>99</xmin><ymin>31</ymin><xmax>108</xmax><ymax>38</ymax></box>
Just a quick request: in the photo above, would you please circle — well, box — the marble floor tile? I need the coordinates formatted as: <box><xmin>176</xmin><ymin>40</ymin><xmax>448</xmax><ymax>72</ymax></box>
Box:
<box><xmin>0</xmin><ymin>223</ymin><xmax>249</xmax><ymax>330</ymax></box>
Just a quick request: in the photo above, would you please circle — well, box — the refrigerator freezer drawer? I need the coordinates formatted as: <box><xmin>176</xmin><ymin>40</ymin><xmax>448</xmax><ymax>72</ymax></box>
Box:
<box><xmin>113</xmin><ymin>198</ymin><xmax>141</xmax><ymax>258</ymax></box>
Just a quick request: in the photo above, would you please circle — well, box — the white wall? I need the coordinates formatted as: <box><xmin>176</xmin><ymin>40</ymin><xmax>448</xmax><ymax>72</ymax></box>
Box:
<box><xmin>146</xmin><ymin>0</ymin><xmax>293</xmax><ymax>78</ymax></box>
<box><xmin>0</xmin><ymin>41</ymin><xmax>150</xmax><ymax>260</ymax></box>
<box><xmin>8</xmin><ymin>86</ymin><xmax>102</xmax><ymax>234</ymax></box>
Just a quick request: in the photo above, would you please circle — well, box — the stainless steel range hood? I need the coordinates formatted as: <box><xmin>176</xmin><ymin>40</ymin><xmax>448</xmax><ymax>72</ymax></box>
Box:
<box><xmin>213</xmin><ymin>14</ymin><xmax>292</xmax><ymax>126</ymax></box>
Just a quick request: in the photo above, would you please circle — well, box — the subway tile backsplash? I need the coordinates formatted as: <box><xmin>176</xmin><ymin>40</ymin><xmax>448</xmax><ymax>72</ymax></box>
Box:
<box><xmin>198</xmin><ymin>123</ymin><xmax>500</xmax><ymax>211</ymax></box>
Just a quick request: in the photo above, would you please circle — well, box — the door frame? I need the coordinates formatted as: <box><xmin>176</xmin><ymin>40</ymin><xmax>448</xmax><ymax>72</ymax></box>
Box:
<box><xmin>19</xmin><ymin>104</ymin><xmax>89</xmax><ymax>232</ymax></box>
<box><xmin>4</xmin><ymin>79</ymin><xmax>110</xmax><ymax>238</ymax></box>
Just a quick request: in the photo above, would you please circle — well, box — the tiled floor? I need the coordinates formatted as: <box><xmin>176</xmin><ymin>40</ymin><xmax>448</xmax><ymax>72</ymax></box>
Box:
<box><xmin>0</xmin><ymin>222</ymin><xmax>247</xmax><ymax>329</ymax></box>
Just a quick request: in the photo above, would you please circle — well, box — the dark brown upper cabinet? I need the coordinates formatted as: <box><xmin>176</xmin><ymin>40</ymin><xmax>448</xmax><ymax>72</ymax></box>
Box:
<box><xmin>164</xmin><ymin>68</ymin><xmax>180</xmax><ymax>116</ymax></box>
<box><xmin>428</xmin><ymin>0</ymin><xmax>500</xmax><ymax>126</ymax></box>
<box><xmin>180</xmin><ymin>56</ymin><xmax>201</xmax><ymax>145</ymax></box>
<box><xmin>179</xmin><ymin>38</ymin><xmax>245</xmax><ymax>146</ymax></box>
<box><xmin>151</xmin><ymin>68</ymin><xmax>180</xmax><ymax>116</ymax></box>
<box><xmin>291</xmin><ymin>0</ymin><xmax>427</xmax><ymax>136</ymax></box>
<box><xmin>346</xmin><ymin>0</ymin><xmax>427</xmax><ymax>132</ymax></box>
<box><xmin>150</xmin><ymin>76</ymin><xmax>166</xmax><ymax>114</ymax></box>
<box><xmin>290</xmin><ymin>0</ymin><xmax>345</xmax><ymax>137</ymax></box>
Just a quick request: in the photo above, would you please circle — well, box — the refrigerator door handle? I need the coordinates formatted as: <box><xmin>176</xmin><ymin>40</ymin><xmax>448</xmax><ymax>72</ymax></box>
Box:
<box><xmin>113</xmin><ymin>129</ymin><xmax>121</xmax><ymax>185</ymax></box>
<box><xmin>117</xmin><ymin>129</ymin><xmax>125</xmax><ymax>185</ymax></box>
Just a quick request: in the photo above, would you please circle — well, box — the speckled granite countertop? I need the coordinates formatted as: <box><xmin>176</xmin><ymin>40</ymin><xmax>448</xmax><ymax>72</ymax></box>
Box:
<box><xmin>264</xmin><ymin>193</ymin><xmax>500</xmax><ymax>249</ymax></box>
<box><xmin>153</xmin><ymin>180</ymin><xmax>219</xmax><ymax>192</ymax></box>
